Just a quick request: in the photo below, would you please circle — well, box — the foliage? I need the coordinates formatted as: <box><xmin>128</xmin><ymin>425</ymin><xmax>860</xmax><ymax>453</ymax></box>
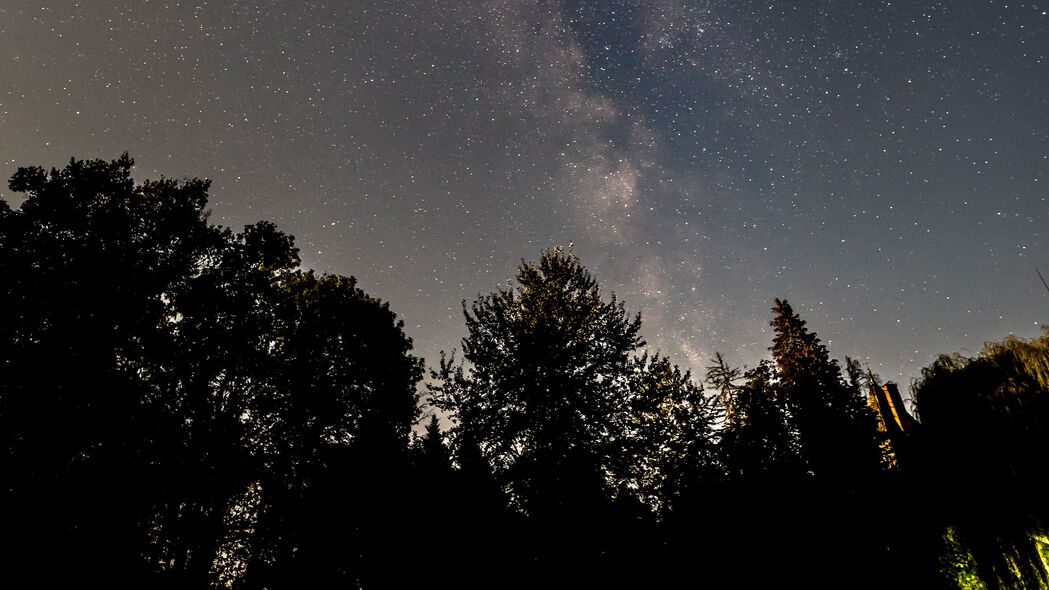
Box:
<box><xmin>0</xmin><ymin>156</ymin><xmax>422</xmax><ymax>588</ymax></box>
<box><xmin>4</xmin><ymin>154</ymin><xmax>1048</xmax><ymax>588</ymax></box>
<box><xmin>619</xmin><ymin>353</ymin><xmax>721</xmax><ymax>513</ymax></box>
<box><xmin>770</xmin><ymin>298</ymin><xmax>883</xmax><ymax>482</ymax></box>
<box><xmin>914</xmin><ymin>328</ymin><xmax>1049</xmax><ymax>589</ymax></box>
<box><xmin>717</xmin><ymin>359</ymin><xmax>803</xmax><ymax>483</ymax></box>
<box><xmin>428</xmin><ymin>246</ymin><xmax>643</xmax><ymax>519</ymax></box>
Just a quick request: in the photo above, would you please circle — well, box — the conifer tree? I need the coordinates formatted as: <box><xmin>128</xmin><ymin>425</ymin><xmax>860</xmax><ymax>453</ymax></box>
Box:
<box><xmin>418</xmin><ymin>414</ymin><xmax>452</xmax><ymax>473</ymax></box>
<box><xmin>766</xmin><ymin>298</ymin><xmax>885</xmax><ymax>585</ymax></box>
<box><xmin>769</xmin><ymin>298</ymin><xmax>881</xmax><ymax>481</ymax></box>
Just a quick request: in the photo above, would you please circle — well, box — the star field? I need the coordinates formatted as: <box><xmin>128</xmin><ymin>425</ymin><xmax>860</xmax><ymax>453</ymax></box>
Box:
<box><xmin>2</xmin><ymin>1</ymin><xmax>1047</xmax><ymax>391</ymax></box>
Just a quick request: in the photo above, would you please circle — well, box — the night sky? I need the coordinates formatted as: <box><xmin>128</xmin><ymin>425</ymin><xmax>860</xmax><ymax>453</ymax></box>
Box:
<box><xmin>2</xmin><ymin>1</ymin><xmax>1047</xmax><ymax>394</ymax></box>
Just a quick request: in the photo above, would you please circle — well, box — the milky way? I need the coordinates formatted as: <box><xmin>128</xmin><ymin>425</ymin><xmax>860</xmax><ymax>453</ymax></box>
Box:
<box><xmin>2</xmin><ymin>1</ymin><xmax>1047</xmax><ymax>396</ymax></box>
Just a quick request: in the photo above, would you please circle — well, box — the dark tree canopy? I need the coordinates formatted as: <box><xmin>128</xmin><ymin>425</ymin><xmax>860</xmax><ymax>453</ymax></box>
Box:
<box><xmin>1</xmin><ymin>154</ymin><xmax>1045</xmax><ymax>589</ymax></box>
<box><xmin>913</xmin><ymin>329</ymin><xmax>1049</xmax><ymax>590</ymax></box>
<box><xmin>0</xmin><ymin>156</ymin><xmax>422</xmax><ymax>588</ymax></box>
<box><xmin>770</xmin><ymin>298</ymin><xmax>883</xmax><ymax>482</ymax></box>
<box><xmin>717</xmin><ymin>358</ymin><xmax>803</xmax><ymax>484</ymax></box>
<box><xmin>430</xmin><ymin>246</ymin><xmax>644</xmax><ymax>518</ymax></box>
<box><xmin>621</xmin><ymin>352</ymin><xmax>720</xmax><ymax>513</ymax></box>
<box><xmin>0</xmin><ymin>155</ymin><xmax>221</xmax><ymax>584</ymax></box>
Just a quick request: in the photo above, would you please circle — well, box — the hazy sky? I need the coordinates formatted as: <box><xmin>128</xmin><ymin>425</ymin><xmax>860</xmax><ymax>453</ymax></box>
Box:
<box><xmin>2</xmin><ymin>1</ymin><xmax>1047</xmax><ymax>398</ymax></box>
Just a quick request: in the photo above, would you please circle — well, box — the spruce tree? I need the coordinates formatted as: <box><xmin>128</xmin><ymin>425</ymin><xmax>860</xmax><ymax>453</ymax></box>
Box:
<box><xmin>769</xmin><ymin>298</ymin><xmax>881</xmax><ymax>481</ymax></box>
<box><xmin>418</xmin><ymin>414</ymin><xmax>452</xmax><ymax>473</ymax></box>
<box><xmin>767</xmin><ymin>298</ymin><xmax>885</xmax><ymax>585</ymax></box>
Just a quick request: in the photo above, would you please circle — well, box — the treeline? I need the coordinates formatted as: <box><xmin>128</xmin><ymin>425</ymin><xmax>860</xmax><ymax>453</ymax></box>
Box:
<box><xmin>0</xmin><ymin>156</ymin><xmax>1046</xmax><ymax>589</ymax></box>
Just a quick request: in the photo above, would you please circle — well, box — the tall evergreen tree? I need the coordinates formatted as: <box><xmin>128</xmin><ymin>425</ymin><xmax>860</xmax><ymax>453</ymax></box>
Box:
<box><xmin>766</xmin><ymin>299</ymin><xmax>886</xmax><ymax>585</ymax></box>
<box><xmin>417</xmin><ymin>414</ymin><xmax>453</xmax><ymax>473</ymax></box>
<box><xmin>769</xmin><ymin>298</ymin><xmax>882</xmax><ymax>481</ymax></box>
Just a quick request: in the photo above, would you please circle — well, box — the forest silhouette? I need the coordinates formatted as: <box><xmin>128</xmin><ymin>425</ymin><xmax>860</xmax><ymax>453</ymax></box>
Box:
<box><xmin>1</xmin><ymin>155</ymin><xmax>1047</xmax><ymax>588</ymax></box>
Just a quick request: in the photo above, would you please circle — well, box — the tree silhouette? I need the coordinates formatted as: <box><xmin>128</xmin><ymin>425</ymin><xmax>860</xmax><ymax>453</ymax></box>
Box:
<box><xmin>430</xmin><ymin>247</ymin><xmax>642</xmax><ymax>513</ymax></box>
<box><xmin>718</xmin><ymin>359</ymin><xmax>803</xmax><ymax>483</ymax></box>
<box><xmin>5</xmin><ymin>155</ymin><xmax>1048</xmax><ymax>588</ymax></box>
<box><xmin>770</xmin><ymin>298</ymin><xmax>882</xmax><ymax>482</ymax></box>
<box><xmin>0</xmin><ymin>156</ymin><xmax>424</xmax><ymax>588</ymax></box>
<box><xmin>914</xmin><ymin>329</ymin><xmax>1049</xmax><ymax>589</ymax></box>
<box><xmin>153</xmin><ymin>219</ymin><xmax>296</xmax><ymax>587</ymax></box>
<box><xmin>235</xmin><ymin>270</ymin><xmax>423</xmax><ymax>589</ymax></box>
<box><xmin>620</xmin><ymin>353</ymin><xmax>720</xmax><ymax>514</ymax></box>
<box><xmin>429</xmin><ymin>246</ymin><xmax>644</xmax><ymax>579</ymax></box>
<box><xmin>417</xmin><ymin>414</ymin><xmax>453</xmax><ymax>473</ymax></box>
<box><xmin>0</xmin><ymin>155</ymin><xmax>219</xmax><ymax>585</ymax></box>
<box><xmin>767</xmin><ymin>299</ymin><xmax>887</xmax><ymax>584</ymax></box>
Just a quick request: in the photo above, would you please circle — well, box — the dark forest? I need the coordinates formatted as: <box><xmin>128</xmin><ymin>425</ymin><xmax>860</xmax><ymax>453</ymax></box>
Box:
<box><xmin>2</xmin><ymin>156</ymin><xmax>1047</xmax><ymax>588</ymax></box>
